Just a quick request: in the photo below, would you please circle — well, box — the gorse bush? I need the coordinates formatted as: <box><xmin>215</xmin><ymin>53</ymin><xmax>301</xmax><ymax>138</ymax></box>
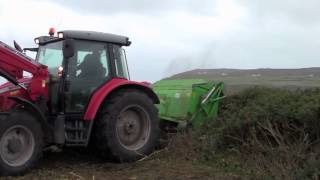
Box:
<box><xmin>194</xmin><ymin>87</ymin><xmax>320</xmax><ymax>179</ymax></box>
<box><xmin>212</xmin><ymin>87</ymin><xmax>320</xmax><ymax>150</ymax></box>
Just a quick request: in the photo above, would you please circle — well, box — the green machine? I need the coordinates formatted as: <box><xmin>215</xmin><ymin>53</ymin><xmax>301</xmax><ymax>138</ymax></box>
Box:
<box><xmin>153</xmin><ymin>79</ymin><xmax>224</xmax><ymax>128</ymax></box>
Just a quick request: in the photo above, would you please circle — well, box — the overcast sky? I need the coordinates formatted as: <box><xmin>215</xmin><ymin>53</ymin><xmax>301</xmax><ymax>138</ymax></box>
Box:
<box><xmin>1</xmin><ymin>0</ymin><xmax>320</xmax><ymax>82</ymax></box>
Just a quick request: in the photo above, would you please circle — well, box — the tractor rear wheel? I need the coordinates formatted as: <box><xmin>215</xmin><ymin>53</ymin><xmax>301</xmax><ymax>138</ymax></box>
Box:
<box><xmin>94</xmin><ymin>89</ymin><xmax>159</xmax><ymax>162</ymax></box>
<box><xmin>0</xmin><ymin>110</ymin><xmax>43</xmax><ymax>176</ymax></box>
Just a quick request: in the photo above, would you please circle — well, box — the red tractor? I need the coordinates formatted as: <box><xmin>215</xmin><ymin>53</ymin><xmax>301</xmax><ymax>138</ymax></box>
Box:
<box><xmin>0</xmin><ymin>30</ymin><xmax>160</xmax><ymax>176</ymax></box>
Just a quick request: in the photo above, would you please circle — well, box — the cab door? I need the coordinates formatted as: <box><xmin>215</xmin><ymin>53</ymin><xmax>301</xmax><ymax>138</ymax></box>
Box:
<box><xmin>65</xmin><ymin>40</ymin><xmax>110</xmax><ymax>113</ymax></box>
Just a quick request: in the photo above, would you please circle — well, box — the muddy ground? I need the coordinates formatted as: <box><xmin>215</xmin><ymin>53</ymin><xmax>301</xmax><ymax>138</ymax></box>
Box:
<box><xmin>2</xmin><ymin>147</ymin><xmax>246</xmax><ymax>180</ymax></box>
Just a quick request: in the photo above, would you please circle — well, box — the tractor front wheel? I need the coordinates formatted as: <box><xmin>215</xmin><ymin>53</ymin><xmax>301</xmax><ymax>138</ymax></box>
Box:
<box><xmin>94</xmin><ymin>89</ymin><xmax>159</xmax><ymax>162</ymax></box>
<box><xmin>0</xmin><ymin>110</ymin><xmax>43</xmax><ymax>176</ymax></box>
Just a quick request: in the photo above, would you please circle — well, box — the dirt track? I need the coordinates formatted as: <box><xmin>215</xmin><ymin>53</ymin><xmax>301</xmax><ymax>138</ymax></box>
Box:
<box><xmin>3</xmin><ymin>148</ymin><xmax>243</xmax><ymax>180</ymax></box>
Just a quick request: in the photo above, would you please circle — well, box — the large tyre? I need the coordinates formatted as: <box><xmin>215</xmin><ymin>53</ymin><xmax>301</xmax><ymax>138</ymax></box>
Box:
<box><xmin>0</xmin><ymin>110</ymin><xmax>43</xmax><ymax>176</ymax></box>
<box><xmin>93</xmin><ymin>89</ymin><xmax>160</xmax><ymax>162</ymax></box>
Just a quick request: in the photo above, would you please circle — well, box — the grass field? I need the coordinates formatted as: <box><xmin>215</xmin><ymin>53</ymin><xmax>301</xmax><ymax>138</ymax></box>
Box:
<box><xmin>168</xmin><ymin>68</ymin><xmax>320</xmax><ymax>93</ymax></box>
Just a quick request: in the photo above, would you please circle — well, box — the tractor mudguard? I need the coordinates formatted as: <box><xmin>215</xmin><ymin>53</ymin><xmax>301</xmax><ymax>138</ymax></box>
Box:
<box><xmin>83</xmin><ymin>78</ymin><xmax>159</xmax><ymax>121</ymax></box>
<box><xmin>8</xmin><ymin>96</ymin><xmax>51</xmax><ymax>131</ymax></box>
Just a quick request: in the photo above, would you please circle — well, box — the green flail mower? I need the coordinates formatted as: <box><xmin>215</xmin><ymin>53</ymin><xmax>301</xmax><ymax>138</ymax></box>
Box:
<box><xmin>153</xmin><ymin>79</ymin><xmax>224</xmax><ymax>128</ymax></box>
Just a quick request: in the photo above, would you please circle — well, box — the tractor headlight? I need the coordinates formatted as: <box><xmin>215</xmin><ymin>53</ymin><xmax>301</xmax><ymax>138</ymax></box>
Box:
<box><xmin>58</xmin><ymin>65</ymin><xmax>63</xmax><ymax>76</ymax></box>
<box><xmin>34</xmin><ymin>38</ymin><xmax>39</xmax><ymax>44</ymax></box>
<box><xmin>58</xmin><ymin>32</ymin><xmax>64</xmax><ymax>39</ymax></box>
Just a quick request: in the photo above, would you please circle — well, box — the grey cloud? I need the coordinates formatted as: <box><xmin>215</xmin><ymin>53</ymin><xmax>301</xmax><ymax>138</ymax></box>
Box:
<box><xmin>165</xmin><ymin>0</ymin><xmax>320</xmax><ymax>76</ymax></box>
<box><xmin>50</xmin><ymin>0</ymin><xmax>217</xmax><ymax>15</ymax></box>
<box><xmin>240</xmin><ymin>0</ymin><xmax>320</xmax><ymax>24</ymax></box>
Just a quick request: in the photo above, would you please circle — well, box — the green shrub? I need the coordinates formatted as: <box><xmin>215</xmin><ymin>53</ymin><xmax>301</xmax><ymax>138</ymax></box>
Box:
<box><xmin>193</xmin><ymin>86</ymin><xmax>320</xmax><ymax>179</ymax></box>
<box><xmin>295</xmin><ymin>156</ymin><xmax>320</xmax><ymax>180</ymax></box>
<box><xmin>210</xmin><ymin>87</ymin><xmax>320</xmax><ymax>151</ymax></box>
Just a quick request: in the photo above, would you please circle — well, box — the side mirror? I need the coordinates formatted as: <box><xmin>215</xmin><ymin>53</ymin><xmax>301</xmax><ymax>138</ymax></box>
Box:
<box><xmin>13</xmin><ymin>40</ymin><xmax>23</xmax><ymax>53</ymax></box>
<box><xmin>63</xmin><ymin>39</ymin><xmax>74</xmax><ymax>58</ymax></box>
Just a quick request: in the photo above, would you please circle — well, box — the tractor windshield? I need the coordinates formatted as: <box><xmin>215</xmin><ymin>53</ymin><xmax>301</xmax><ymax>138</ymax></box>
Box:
<box><xmin>36</xmin><ymin>41</ymin><xmax>63</xmax><ymax>76</ymax></box>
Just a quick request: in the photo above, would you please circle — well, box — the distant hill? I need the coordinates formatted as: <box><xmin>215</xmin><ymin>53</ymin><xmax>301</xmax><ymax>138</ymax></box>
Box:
<box><xmin>168</xmin><ymin>67</ymin><xmax>320</xmax><ymax>93</ymax></box>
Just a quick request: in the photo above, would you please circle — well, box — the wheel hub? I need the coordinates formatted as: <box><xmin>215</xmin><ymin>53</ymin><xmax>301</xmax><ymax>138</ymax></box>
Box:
<box><xmin>125</xmin><ymin>120</ymin><xmax>137</xmax><ymax>134</ymax></box>
<box><xmin>7</xmin><ymin>138</ymin><xmax>22</xmax><ymax>154</ymax></box>
<box><xmin>0</xmin><ymin>125</ymin><xmax>35</xmax><ymax>167</ymax></box>
<box><xmin>116</xmin><ymin>105</ymin><xmax>151</xmax><ymax>151</ymax></box>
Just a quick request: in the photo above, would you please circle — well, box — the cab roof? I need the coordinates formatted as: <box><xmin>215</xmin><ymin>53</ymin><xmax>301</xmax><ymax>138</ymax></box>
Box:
<box><xmin>59</xmin><ymin>30</ymin><xmax>131</xmax><ymax>46</ymax></box>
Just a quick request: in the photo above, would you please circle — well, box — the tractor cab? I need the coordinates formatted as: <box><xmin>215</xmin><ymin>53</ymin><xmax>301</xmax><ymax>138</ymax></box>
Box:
<box><xmin>34</xmin><ymin>30</ymin><xmax>130</xmax><ymax>113</ymax></box>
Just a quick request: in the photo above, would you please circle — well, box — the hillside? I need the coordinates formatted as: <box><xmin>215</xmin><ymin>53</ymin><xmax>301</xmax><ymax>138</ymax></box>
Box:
<box><xmin>168</xmin><ymin>67</ymin><xmax>320</xmax><ymax>93</ymax></box>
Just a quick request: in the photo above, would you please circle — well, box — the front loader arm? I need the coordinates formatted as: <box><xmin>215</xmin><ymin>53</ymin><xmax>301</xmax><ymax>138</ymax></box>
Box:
<box><xmin>0</xmin><ymin>41</ymin><xmax>49</xmax><ymax>102</ymax></box>
<box><xmin>0</xmin><ymin>41</ymin><xmax>47</xmax><ymax>79</ymax></box>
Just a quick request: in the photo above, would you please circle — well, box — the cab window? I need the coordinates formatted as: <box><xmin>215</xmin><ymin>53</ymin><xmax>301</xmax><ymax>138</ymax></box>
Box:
<box><xmin>113</xmin><ymin>45</ymin><xmax>129</xmax><ymax>79</ymax></box>
<box><xmin>66</xmin><ymin>40</ymin><xmax>110</xmax><ymax>112</ymax></box>
<box><xmin>37</xmin><ymin>41</ymin><xmax>63</xmax><ymax>76</ymax></box>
